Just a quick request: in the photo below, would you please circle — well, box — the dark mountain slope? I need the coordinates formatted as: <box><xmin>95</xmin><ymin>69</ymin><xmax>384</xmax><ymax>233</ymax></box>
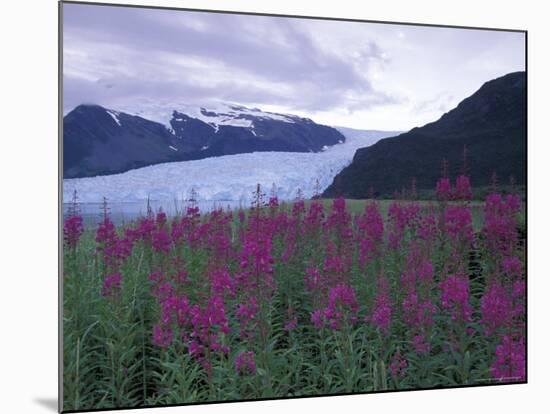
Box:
<box><xmin>323</xmin><ymin>71</ymin><xmax>526</xmax><ymax>198</ymax></box>
<box><xmin>63</xmin><ymin>105</ymin><xmax>180</xmax><ymax>178</ymax></box>
<box><xmin>63</xmin><ymin>104</ymin><xmax>346</xmax><ymax>178</ymax></box>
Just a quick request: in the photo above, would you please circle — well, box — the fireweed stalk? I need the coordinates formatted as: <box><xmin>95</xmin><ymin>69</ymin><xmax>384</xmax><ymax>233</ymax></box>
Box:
<box><xmin>64</xmin><ymin>190</ymin><xmax>84</xmax><ymax>251</ymax></box>
<box><xmin>401</xmin><ymin>247</ymin><xmax>437</xmax><ymax>356</ymax></box>
<box><xmin>230</xmin><ymin>185</ymin><xmax>277</xmax><ymax>390</ymax></box>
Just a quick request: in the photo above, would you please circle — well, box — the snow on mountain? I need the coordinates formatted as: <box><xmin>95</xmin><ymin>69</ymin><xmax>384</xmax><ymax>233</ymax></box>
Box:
<box><xmin>63</xmin><ymin>129</ymin><xmax>399</xmax><ymax>204</ymax></box>
<box><xmin>105</xmin><ymin>109</ymin><xmax>122</xmax><ymax>127</ymax></box>
<box><xmin>117</xmin><ymin>101</ymin><xmax>300</xmax><ymax>133</ymax></box>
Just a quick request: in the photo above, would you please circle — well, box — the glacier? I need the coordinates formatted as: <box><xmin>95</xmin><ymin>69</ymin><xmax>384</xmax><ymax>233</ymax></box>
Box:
<box><xmin>63</xmin><ymin>128</ymin><xmax>400</xmax><ymax>205</ymax></box>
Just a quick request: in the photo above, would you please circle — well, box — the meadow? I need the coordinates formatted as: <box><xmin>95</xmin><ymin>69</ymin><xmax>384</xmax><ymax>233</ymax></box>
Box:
<box><xmin>62</xmin><ymin>175</ymin><xmax>526</xmax><ymax>411</ymax></box>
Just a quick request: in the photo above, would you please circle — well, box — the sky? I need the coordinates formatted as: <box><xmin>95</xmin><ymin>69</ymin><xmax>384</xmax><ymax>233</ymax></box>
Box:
<box><xmin>63</xmin><ymin>3</ymin><xmax>525</xmax><ymax>131</ymax></box>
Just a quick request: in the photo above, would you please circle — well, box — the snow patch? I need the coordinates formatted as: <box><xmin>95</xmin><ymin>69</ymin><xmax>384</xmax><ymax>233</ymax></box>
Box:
<box><xmin>106</xmin><ymin>110</ymin><xmax>121</xmax><ymax>126</ymax></box>
<box><xmin>113</xmin><ymin>101</ymin><xmax>296</xmax><ymax>132</ymax></box>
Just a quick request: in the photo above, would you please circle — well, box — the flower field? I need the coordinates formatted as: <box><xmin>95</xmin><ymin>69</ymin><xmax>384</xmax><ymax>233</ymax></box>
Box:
<box><xmin>62</xmin><ymin>176</ymin><xmax>526</xmax><ymax>411</ymax></box>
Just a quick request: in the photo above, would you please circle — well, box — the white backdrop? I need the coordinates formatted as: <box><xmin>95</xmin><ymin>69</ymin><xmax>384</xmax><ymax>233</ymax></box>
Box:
<box><xmin>0</xmin><ymin>0</ymin><xmax>547</xmax><ymax>413</ymax></box>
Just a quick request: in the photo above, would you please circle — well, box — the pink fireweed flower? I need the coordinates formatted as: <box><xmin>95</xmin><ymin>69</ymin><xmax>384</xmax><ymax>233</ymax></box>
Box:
<box><xmin>358</xmin><ymin>202</ymin><xmax>384</xmax><ymax>265</ymax></box>
<box><xmin>311</xmin><ymin>309</ymin><xmax>324</xmax><ymax>329</ymax></box>
<box><xmin>96</xmin><ymin>217</ymin><xmax>119</xmax><ymax>267</ymax></box>
<box><xmin>280</xmin><ymin>218</ymin><xmax>298</xmax><ymax>263</ymax></box>
<box><xmin>96</xmin><ymin>216</ymin><xmax>117</xmax><ymax>244</ymax></box>
<box><xmin>99</xmin><ymin>232</ymin><xmax>135</xmax><ymax>270</ymax></box>
<box><xmin>236</xmin><ymin>226</ymin><xmax>276</xmax><ymax>294</ymax></box>
<box><xmin>483</xmin><ymin>193</ymin><xmax>520</xmax><ymax>256</ymax></box>
<box><xmin>502</xmin><ymin>256</ymin><xmax>522</xmax><ymax>278</ymax></box>
<box><xmin>156</xmin><ymin>281</ymin><xmax>175</xmax><ymax>304</ymax></box>
<box><xmin>113</xmin><ymin>237</ymin><xmax>133</xmax><ymax>262</ymax></box>
<box><xmin>160</xmin><ymin>294</ymin><xmax>190</xmax><ymax>327</ymax></box>
<box><xmin>511</xmin><ymin>279</ymin><xmax>526</xmax><ymax>320</ymax></box>
<box><xmin>322</xmin><ymin>255</ymin><xmax>351</xmax><ymax>287</ymax></box>
<box><xmin>136</xmin><ymin>216</ymin><xmax>156</xmax><ymax>242</ymax></box>
<box><xmin>170</xmin><ymin>217</ymin><xmax>185</xmax><ymax>245</ymax></box>
<box><xmin>358</xmin><ymin>238</ymin><xmax>376</xmax><ymax>266</ymax></box>
<box><xmin>64</xmin><ymin>215</ymin><xmax>84</xmax><ymax>248</ymax></box>
<box><xmin>436</xmin><ymin>177</ymin><xmax>452</xmax><ymax>201</ymax></box>
<box><xmin>505</xmin><ymin>193</ymin><xmax>522</xmax><ymax>214</ymax></box>
<box><xmin>390</xmin><ymin>349</ymin><xmax>408</xmax><ymax>379</ymax></box>
<box><xmin>417</xmin><ymin>259</ymin><xmax>434</xmax><ymax>285</ymax></box>
<box><xmin>325</xmin><ymin>197</ymin><xmax>353</xmax><ymax>247</ymax></box>
<box><xmin>480</xmin><ymin>282</ymin><xmax>512</xmax><ymax>335</ymax></box>
<box><xmin>412</xmin><ymin>334</ymin><xmax>431</xmax><ymax>355</ymax></box>
<box><xmin>210</xmin><ymin>268</ymin><xmax>235</xmax><ymax>298</ymax></box>
<box><xmin>273</xmin><ymin>211</ymin><xmax>291</xmax><ymax>237</ymax></box>
<box><xmin>188</xmin><ymin>340</ymin><xmax>205</xmax><ymax>359</ymax></box>
<box><xmin>155</xmin><ymin>209</ymin><xmax>167</xmax><ymax>227</ymax></box>
<box><xmin>123</xmin><ymin>226</ymin><xmax>141</xmax><ymax>244</ymax></box>
<box><xmin>152</xmin><ymin>324</ymin><xmax>173</xmax><ymax>348</ymax></box>
<box><xmin>268</xmin><ymin>196</ymin><xmax>279</xmax><ymax>209</ymax></box>
<box><xmin>284</xmin><ymin>316</ymin><xmax>298</xmax><ymax>332</ymax></box>
<box><xmin>401</xmin><ymin>245</ymin><xmax>433</xmax><ymax>291</ymax></box>
<box><xmin>187</xmin><ymin>295</ymin><xmax>230</xmax><ymax>364</ymax></box>
<box><xmin>439</xmin><ymin>274</ymin><xmax>472</xmax><ymax>323</ymax></box>
<box><xmin>417</xmin><ymin>210</ymin><xmax>438</xmax><ymax>245</ymax></box>
<box><xmin>454</xmin><ymin>175</ymin><xmax>472</xmax><ymax>200</ymax></box>
<box><xmin>368</xmin><ymin>277</ymin><xmax>392</xmax><ymax>335</ymax></box>
<box><xmin>235</xmin><ymin>296</ymin><xmax>259</xmax><ymax>339</ymax></box>
<box><xmin>491</xmin><ymin>334</ymin><xmax>526</xmax><ymax>382</ymax></box>
<box><xmin>188</xmin><ymin>222</ymin><xmax>211</xmax><ymax>246</ymax></box>
<box><xmin>305</xmin><ymin>201</ymin><xmax>325</xmax><ymax>236</ymax></box>
<box><xmin>235</xmin><ymin>351</ymin><xmax>256</xmax><ymax>375</ymax></box>
<box><xmin>402</xmin><ymin>292</ymin><xmax>436</xmax><ymax>329</ymax></box>
<box><xmin>186</xmin><ymin>204</ymin><xmax>200</xmax><ymax>219</ymax></box>
<box><xmin>205</xmin><ymin>209</ymin><xmax>233</xmax><ymax>257</ymax></box>
<box><xmin>152</xmin><ymin>228</ymin><xmax>171</xmax><ymax>254</ymax></box>
<box><xmin>323</xmin><ymin>283</ymin><xmax>359</xmax><ymax>330</ymax></box>
<box><xmin>444</xmin><ymin>206</ymin><xmax>473</xmax><ymax>243</ymax></box>
<box><xmin>102</xmin><ymin>272</ymin><xmax>122</xmax><ymax>297</ymax></box>
<box><xmin>238</xmin><ymin>209</ymin><xmax>246</xmax><ymax>223</ymax></box>
<box><xmin>304</xmin><ymin>266</ymin><xmax>322</xmax><ymax>292</ymax></box>
<box><xmin>357</xmin><ymin>202</ymin><xmax>384</xmax><ymax>241</ymax></box>
<box><xmin>148</xmin><ymin>270</ymin><xmax>168</xmax><ymax>299</ymax></box>
<box><xmin>175</xmin><ymin>269</ymin><xmax>189</xmax><ymax>286</ymax></box>
<box><xmin>387</xmin><ymin>202</ymin><xmax>408</xmax><ymax>249</ymax></box>
<box><xmin>292</xmin><ymin>198</ymin><xmax>306</xmax><ymax>217</ymax></box>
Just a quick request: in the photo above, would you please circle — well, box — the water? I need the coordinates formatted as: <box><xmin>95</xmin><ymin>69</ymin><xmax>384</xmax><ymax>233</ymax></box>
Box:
<box><xmin>63</xmin><ymin>199</ymin><xmax>245</xmax><ymax>225</ymax></box>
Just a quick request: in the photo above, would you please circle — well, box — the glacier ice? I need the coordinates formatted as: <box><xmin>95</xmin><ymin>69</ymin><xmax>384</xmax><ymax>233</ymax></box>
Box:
<box><xmin>63</xmin><ymin>128</ymin><xmax>399</xmax><ymax>204</ymax></box>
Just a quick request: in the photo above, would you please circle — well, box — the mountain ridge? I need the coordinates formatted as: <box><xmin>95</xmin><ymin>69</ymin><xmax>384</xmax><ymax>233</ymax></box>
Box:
<box><xmin>322</xmin><ymin>71</ymin><xmax>526</xmax><ymax>198</ymax></box>
<box><xmin>63</xmin><ymin>103</ymin><xmax>346</xmax><ymax>178</ymax></box>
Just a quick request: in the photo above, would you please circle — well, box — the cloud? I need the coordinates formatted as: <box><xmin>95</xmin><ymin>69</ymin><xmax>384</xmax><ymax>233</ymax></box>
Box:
<box><xmin>413</xmin><ymin>93</ymin><xmax>455</xmax><ymax>114</ymax></box>
<box><xmin>62</xmin><ymin>4</ymin><xmax>398</xmax><ymax>115</ymax></box>
<box><xmin>62</xmin><ymin>3</ymin><xmax>525</xmax><ymax>130</ymax></box>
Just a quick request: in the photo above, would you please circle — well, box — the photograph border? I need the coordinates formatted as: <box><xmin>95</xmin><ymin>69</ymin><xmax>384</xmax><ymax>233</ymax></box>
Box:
<box><xmin>58</xmin><ymin>1</ymin><xmax>528</xmax><ymax>412</ymax></box>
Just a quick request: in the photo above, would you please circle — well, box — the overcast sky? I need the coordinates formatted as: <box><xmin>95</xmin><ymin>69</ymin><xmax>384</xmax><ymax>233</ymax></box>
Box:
<box><xmin>63</xmin><ymin>3</ymin><xmax>525</xmax><ymax>131</ymax></box>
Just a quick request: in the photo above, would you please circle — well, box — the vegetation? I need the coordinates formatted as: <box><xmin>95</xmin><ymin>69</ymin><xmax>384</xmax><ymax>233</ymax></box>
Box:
<box><xmin>63</xmin><ymin>174</ymin><xmax>526</xmax><ymax>411</ymax></box>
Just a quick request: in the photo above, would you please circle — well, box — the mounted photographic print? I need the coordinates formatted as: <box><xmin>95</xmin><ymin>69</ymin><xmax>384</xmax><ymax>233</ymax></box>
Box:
<box><xmin>60</xmin><ymin>1</ymin><xmax>527</xmax><ymax>412</ymax></box>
